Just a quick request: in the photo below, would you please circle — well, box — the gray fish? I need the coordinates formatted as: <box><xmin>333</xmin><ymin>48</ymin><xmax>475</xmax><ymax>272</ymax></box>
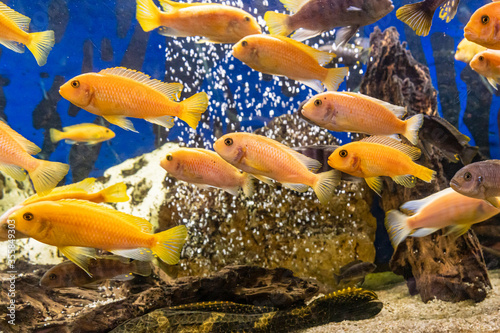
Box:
<box><xmin>334</xmin><ymin>260</ymin><xmax>376</xmax><ymax>285</ymax></box>
<box><xmin>318</xmin><ymin>38</ymin><xmax>371</xmax><ymax>66</ymax></box>
<box><xmin>450</xmin><ymin>160</ymin><xmax>500</xmax><ymax>208</ymax></box>
<box><xmin>396</xmin><ymin>0</ymin><xmax>461</xmax><ymax>37</ymax></box>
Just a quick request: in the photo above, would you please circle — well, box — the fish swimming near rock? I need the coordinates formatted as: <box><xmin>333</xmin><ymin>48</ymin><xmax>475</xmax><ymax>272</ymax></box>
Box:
<box><xmin>327</xmin><ymin>136</ymin><xmax>435</xmax><ymax>195</ymax></box>
<box><xmin>0</xmin><ymin>120</ymin><xmax>69</xmax><ymax>194</ymax></box>
<box><xmin>40</xmin><ymin>256</ymin><xmax>152</xmax><ymax>289</ymax></box>
<box><xmin>136</xmin><ymin>0</ymin><xmax>262</xmax><ymax>43</ymax></box>
<box><xmin>50</xmin><ymin>123</ymin><xmax>115</xmax><ymax>145</ymax></box>
<box><xmin>385</xmin><ymin>187</ymin><xmax>500</xmax><ymax>248</ymax></box>
<box><xmin>299</xmin><ymin>91</ymin><xmax>423</xmax><ymax>144</ymax></box>
<box><xmin>455</xmin><ymin>38</ymin><xmax>486</xmax><ymax>64</ymax></box>
<box><xmin>213</xmin><ymin>132</ymin><xmax>340</xmax><ymax>205</ymax></box>
<box><xmin>470</xmin><ymin>49</ymin><xmax>500</xmax><ymax>90</ymax></box>
<box><xmin>0</xmin><ymin>2</ymin><xmax>55</xmax><ymax>66</ymax></box>
<box><xmin>59</xmin><ymin>67</ymin><xmax>209</xmax><ymax>132</ymax></box>
<box><xmin>464</xmin><ymin>2</ymin><xmax>500</xmax><ymax>50</ymax></box>
<box><xmin>264</xmin><ymin>0</ymin><xmax>393</xmax><ymax>45</ymax></box>
<box><xmin>396</xmin><ymin>0</ymin><xmax>460</xmax><ymax>37</ymax></box>
<box><xmin>450</xmin><ymin>160</ymin><xmax>500</xmax><ymax>208</ymax></box>
<box><xmin>8</xmin><ymin>199</ymin><xmax>187</xmax><ymax>275</ymax></box>
<box><xmin>334</xmin><ymin>260</ymin><xmax>377</xmax><ymax>286</ymax></box>
<box><xmin>232</xmin><ymin>34</ymin><xmax>349</xmax><ymax>92</ymax></box>
<box><xmin>418</xmin><ymin>115</ymin><xmax>478</xmax><ymax>165</ymax></box>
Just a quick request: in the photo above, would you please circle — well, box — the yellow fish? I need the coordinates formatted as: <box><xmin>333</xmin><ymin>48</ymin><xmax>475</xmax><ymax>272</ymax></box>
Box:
<box><xmin>160</xmin><ymin>148</ymin><xmax>254</xmax><ymax>196</ymax></box>
<box><xmin>59</xmin><ymin>67</ymin><xmax>209</xmax><ymax>132</ymax></box>
<box><xmin>385</xmin><ymin>188</ymin><xmax>500</xmax><ymax>248</ymax></box>
<box><xmin>136</xmin><ymin>0</ymin><xmax>262</xmax><ymax>43</ymax></box>
<box><xmin>454</xmin><ymin>38</ymin><xmax>486</xmax><ymax>64</ymax></box>
<box><xmin>464</xmin><ymin>2</ymin><xmax>500</xmax><ymax>50</ymax></box>
<box><xmin>9</xmin><ymin>199</ymin><xmax>187</xmax><ymax>275</ymax></box>
<box><xmin>0</xmin><ymin>120</ymin><xmax>69</xmax><ymax>194</ymax></box>
<box><xmin>232</xmin><ymin>34</ymin><xmax>348</xmax><ymax>92</ymax></box>
<box><xmin>327</xmin><ymin>136</ymin><xmax>435</xmax><ymax>195</ymax></box>
<box><xmin>470</xmin><ymin>50</ymin><xmax>500</xmax><ymax>90</ymax></box>
<box><xmin>213</xmin><ymin>132</ymin><xmax>339</xmax><ymax>205</ymax></box>
<box><xmin>0</xmin><ymin>2</ymin><xmax>54</xmax><ymax>66</ymax></box>
<box><xmin>50</xmin><ymin>123</ymin><xmax>115</xmax><ymax>145</ymax></box>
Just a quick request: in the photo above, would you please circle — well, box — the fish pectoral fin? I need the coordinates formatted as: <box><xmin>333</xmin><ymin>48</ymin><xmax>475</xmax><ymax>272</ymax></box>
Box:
<box><xmin>145</xmin><ymin>116</ymin><xmax>175</xmax><ymax>129</ymax></box>
<box><xmin>346</xmin><ymin>6</ymin><xmax>362</xmax><ymax>11</ymax></box>
<box><xmin>110</xmin><ymin>248</ymin><xmax>154</xmax><ymax>261</ymax></box>
<box><xmin>445</xmin><ymin>224</ymin><xmax>471</xmax><ymax>238</ymax></box>
<box><xmin>291</xmin><ymin>28</ymin><xmax>323</xmax><ymax>42</ymax></box>
<box><xmin>59</xmin><ymin>246</ymin><xmax>96</xmax><ymax>277</ymax></box>
<box><xmin>195</xmin><ymin>38</ymin><xmax>221</xmax><ymax>44</ymax></box>
<box><xmin>411</xmin><ymin>227</ymin><xmax>439</xmax><ymax>238</ymax></box>
<box><xmin>64</xmin><ymin>139</ymin><xmax>78</xmax><ymax>145</ymax></box>
<box><xmin>281</xmin><ymin>182</ymin><xmax>309</xmax><ymax>192</ymax></box>
<box><xmin>365</xmin><ymin>177</ymin><xmax>383</xmax><ymax>196</ymax></box>
<box><xmin>486</xmin><ymin>77</ymin><xmax>499</xmax><ymax>90</ymax></box>
<box><xmin>221</xmin><ymin>186</ymin><xmax>240</xmax><ymax>196</ymax></box>
<box><xmin>438</xmin><ymin>0</ymin><xmax>460</xmax><ymax>23</ymax></box>
<box><xmin>485</xmin><ymin>197</ymin><xmax>500</xmax><ymax>208</ymax></box>
<box><xmin>0</xmin><ymin>164</ymin><xmax>27</xmax><ymax>181</ymax></box>
<box><xmin>299</xmin><ymin>79</ymin><xmax>324</xmax><ymax>93</ymax></box>
<box><xmin>0</xmin><ymin>39</ymin><xmax>25</xmax><ymax>53</ymax></box>
<box><xmin>110</xmin><ymin>273</ymin><xmax>136</xmax><ymax>281</ymax></box>
<box><xmin>392</xmin><ymin>175</ymin><xmax>416</xmax><ymax>188</ymax></box>
<box><xmin>335</xmin><ymin>26</ymin><xmax>359</xmax><ymax>47</ymax></box>
<box><xmin>253</xmin><ymin>174</ymin><xmax>274</xmax><ymax>185</ymax></box>
<box><xmin>103</xmin><ymin>115</ymin><xmax>138</xmax><ymax>133</ymax></box>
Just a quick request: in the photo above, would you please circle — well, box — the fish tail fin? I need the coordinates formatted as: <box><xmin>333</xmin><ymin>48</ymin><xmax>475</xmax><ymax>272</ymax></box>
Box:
<box><xmin>132</xmin><ymin>260</ymin><xmax>153</xmax><ymax>277</ymax></box>
<box><xmin>99</xmin><ymin>182</ymin><xmax>130</xmax><ymax>202</ymax></box>
<box><xmin>136</xmin><ymin>0</ymin><xmax>162</xmax><ymax>32</ymax></box>
<box><xmin>323</xmin><ymin>67</ymin><xmax>349</xmax><ymax>91</ymax></box>
<box><xmin>460</xmin><ymin>146</ymin><xmax>479</xmax><ymax>165</ymax></box>
<box><xmin>264</xmin><ymin>11</ymin><xmax>292</xmax><ymax>36</ymax></box>
<box><xmin>415</xmin><ymin>165</ymin><xmax>436</xmax><ymax>183</ymax></box>
<box><xmin>242</xmin><ymin>173</ymin><xmax>254</xmax><ymax>197</ymax></box>
<box><xmin>28</xmin><ymin>160</ymin><xmax>69</xmax><ymax>194</ymax></box>
<box><xmin>403</xmin><ymin>114</ymin><xmax>424</xmax><ymax>145</ymax></box>
<box><xmin>26</xmin><ymin>30</ymin><xmax>55</xmax><ymax>66</ymax></box>
<box><xmin>49</xmin><ymin>128</ymin><xmax>63</xmax><ymax>143</ymax></box>
<box><xmin>151</xmin><ymin>225</ymin><xmax>188</xmax><ymax>265</ymax></box>
<box><xmin>385</xmin><ymin>210</ymin><xmax>412</xmax><ymax>248</ymax></box>
<box><xmin>396</xmin><ymin>2</ymin><xmax>434</xmax><ymax>37</ymax></box>
<box><xmin>313</xmin><ymin>169</ymin><xmax>340</xmax><ymax>205</ymax></box>
<box><xmin>179</xmin><ymin>92</ymin><xmax>209</xmax><ymax>129</ymax></box>
<box><xmin>333</xmin><ymin>273</ymin><xmax>341</xmax><ymax>285</ymax></box>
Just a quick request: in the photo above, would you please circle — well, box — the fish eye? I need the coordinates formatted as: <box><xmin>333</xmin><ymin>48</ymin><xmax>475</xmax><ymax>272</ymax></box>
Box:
<box><xmin>224</xmin><ymin>138</ymin><xmax>233</xmax><ymax>146</ymax></box>
<box><xmin>71</xmin><ymin>80</ymin><xmax>80</xmax><ymax>88</ymax></box>
<box><xmin>314</xmin><ymin>99</ymin><xmax>322</xmax><ymax>107</ymax></box>
<box><xmin>479</xmin><ymin>56</ymin><xmax>484</xmax><ymax>61</ymax></box>
<box><xmin>339</xmin><ymin>150</ymin><xmax>348</xmax><ymax>158</ymax></box>
<box><xmin>49</xmin><ymin>273</ymin><xmax>57</xmax><ymax>280</ymax></box>
<box><xmin>166</xmin><ymin>154</ymin><xmax>173</xmax><ymax>161</ymax></box>
<box><xmin>464</xmin><ymin>171</ymin><xmax>472</xmax><ymax>181</ymax></box>
<box><xmin>241</xmin><ymin>41</ymin><xmax>248</xmax><ymax>47</ymax></box>
<box><xmin>244</xmin><ymin>16</ymin><xmax>250</xmax><ymax>22</ymax></box>
<box><xmin>23</xmin><ymin>212</ymin><xmax>34</xmax><ymax>221</ymax></box>
<box><xmin>481</xmin><ymin>15</ymin><xmax>489</xmax><ymax>25</ymax></box>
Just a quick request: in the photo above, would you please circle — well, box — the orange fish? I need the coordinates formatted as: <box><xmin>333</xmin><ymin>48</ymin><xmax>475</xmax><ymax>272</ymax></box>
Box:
<box><xmin>0</xmin><ymin>2</ymin><xmax>54</xmax><ymax>66</ymax></box>
<box><xmin>160</xmin><ymin>148</ymin><xmax>254</xmax><ymax>196</ymax></box>
<box><xmin>454</xmin><ymin>38</ymin><xmax>486</xmax><ymax>64</ymax></box>
<box><xmin>50</xmin><ymin>123</ymin><xmax>115</xmax><ymax>145</ymax></box>
<box><xmin>8</xmin><ymin>199</ymin><xmax>187</xmax><ymax>275</ymax></box>
<box><xmin>299</xmin><ymin>92</ymin><xmax>423</xmax><ymax>145</ymax></box>
<box><xmin>0</xmin><ymin>120</ymin><xmax>69</xmax><ymax>194</ymax></box>
<box><xmin>385</xmin><ymin>188</ymin><xmax>500</xmax><ymax>248</ymax></box>
<box><xmin>213</xmin><ymin>132</ymin><xmax>339</xmax><ymax>205</ymax></box>
<box><xmin>464</xmin><ymin>2</ymin><xmax>500</xmax><ymax>50</ymax></box>
<box><xmin>470</xmin><ymin>50</ymin><xmax>500</xmax><ymax>90</ymax></box>
<box><xmin>136</xmin><ymin>0</ymin><xmax>262</xmax><ymax>43</ymax></box>
<box><xmin>59</xmin><ymin>67</ymin><xmax>209</xmax><ymax>131</ymax></box>
<box><xmin>232</xmin><ymin>34</ymin><xmax>349</xmax><ymax>92</ymax></box>
<box><xmin>327</xmin><ymin>136</ymin><xmax>435</xmax><ymax>195</ymax></box>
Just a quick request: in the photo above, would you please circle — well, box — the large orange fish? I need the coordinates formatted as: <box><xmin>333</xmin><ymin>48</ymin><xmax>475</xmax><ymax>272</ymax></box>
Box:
<box><xmin>8</xmin><ymin>199</ymin><xmax>188</xmax><ymax>275</ymax></box>
<box><xmin>385</xmin><ymin>188</ymin><xmax>500</xmax><ymax>248</ymax></box>
<box><xmin>0</xmin><ymin>2</ymin><xmax>55</xmax><ymax>66</ymax></box>
<box><xmin>232</xmin><ymin>34</ymin><xmax>349</xmax><ymax>92</ymax></box>
<box><xmin>464</xmin><ymin>2</ymin><xmax>500</xmax><ymax>50</ymax></box>
<box><xmin>59</xmin><ymin>67</ymin><xmax>209</xmax><ymax>131</ymax></box>
<box><xmin>299</xmin><ymin>92</ymin><xmax>423</xmax><ymax>145</ymax></box>
<box><xmin>470</xmin><ymin>50</ymin><xmax>500</xmax><ymax>90</ymax></box>
<box><xmin>136</xmin><ymin>0</ymin><xmax>262</xmax><ymax>43</ymax></box>
<box><xmin>213</xmin><ymin>132</ymin><xmax>339</xmax><ymax>205</ymax></box>
<box><xmin>0</xmin><ymin>120</ymin><xmax>69</xmax><ymax>194</ymax></box>
<box><xmin>160</xmin><ymin>148</ymin><xmax>254</xmax><ymax>196</ymax></box>
<box><xmin>327</xmin><ymin>136</ymin><xmax>435</xmax><ymax>195</ymax></box>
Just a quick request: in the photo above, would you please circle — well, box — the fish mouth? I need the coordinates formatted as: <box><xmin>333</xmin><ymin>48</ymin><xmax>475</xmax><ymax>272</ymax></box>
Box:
<box><xmin>449</xmin><ymin>179</ymin><xmax>460</xmax><ymax>190</ymax></box>
<box><xmin>463</xmin><ymin>28</ymin><xmax>475</xmax><ymax>41</ymax></box>
<box><xmin>296</xmin><ymin>100</ymin><xmax>319</xmax><ymax>126</ymax></box>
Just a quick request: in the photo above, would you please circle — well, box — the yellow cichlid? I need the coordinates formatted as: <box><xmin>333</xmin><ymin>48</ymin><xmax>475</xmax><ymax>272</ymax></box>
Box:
<box><xmin>464</xmin><ymin>2</ymin><xmax>500</xmax><ymax>50</ymax></box>
<box><xmin>213</xmin><ymin>132</ymin><xmax>340</xmax><ymax>205</ymax></box>
<box><xmin>232</xmin><ymin>34</ymin><xmax>349</xmax><ymax>92</ymax></box>
<box><xmin>0</xmin><ymin>2</ymin><xmax>55</xmax><ymax>66</ymax></box>
<box><xmin>136</xmin><ymin>0</ymin><xmax>262</xmax><ymax>43</ymax></box>
<box><xmin>454</xmin><ymin>38</ymin><xmax>486</xmax><ymax>64</ymax></box>
<box><xmin>470</xmin><ymin>49</ymin><xmax>500</xmax><ymax>90</ymax></box>
<box><xmin>50</xmin><ymin>123</ymin><xmax>115</xmax><ymax>145</ymax></box>
<box><xmin>160</xmin><ymin>148</ymin><xmax>254</xmax><ymax>197</ymax></box>
<box><xmin>327</xmin><ymin>136</ymin><xmax>436</xmax><ymax>195</ymax></box>
<box><xmin>59</xmin><ymin>67</ymin><xmax>209</xmax><ymax>132</ymax></box>
<box><xmin>8</xmin><ymin>199</ymin><xmax>188</xmax><ymax>275</ymax></box>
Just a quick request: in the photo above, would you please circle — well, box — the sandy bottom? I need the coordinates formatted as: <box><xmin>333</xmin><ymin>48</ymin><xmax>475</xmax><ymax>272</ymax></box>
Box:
<box><xmin>305</xmin><ymin>270</ymin><xmax>500</xmax><ymax>333</ymax></box>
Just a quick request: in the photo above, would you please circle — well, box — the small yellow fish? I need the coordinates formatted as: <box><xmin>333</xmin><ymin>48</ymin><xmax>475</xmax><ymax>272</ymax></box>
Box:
<box><xmin>213</xmin><ymin>132</ymin><xmax>339</xmax><ymax>205</ymax></box>
<box><xmin>470</xmin><ymin>50</ymin><xmax>500</xmax><ymax>90</ymax></box>
<box><xmin>50</xmin><ymin>123</ymin><xmax>115</xmax><ymax>145</ymax></box>
<box><xmin>232</xmin><ymin>34</ymin><xmax>348</xmax><ymax>92</ymax></box>
<box><xmin>59</xmin><ymin>67</ymin><xmax>209</xmax><ymax>132</ymax></box>
<box><xmin>299</xmin><ymin>92</ymin><xmax>423</xmax><ymax>145</ymax></box>
<box><xmin>385</xmin><ymin>187</ymin><xmax>500</xmax><ymax>248</ymax></box>
<box><xmin>8</xmin><ymin>199</ymin><xmax>187</xmax><ymax>275</ymax></box>
<box><xmin>160</xmin><ymin>148</ymin><xmax>254</xmax><ymax>196</ymax></box>
<box><xmin>327</xmin><ymin>136</ymin><xmax>435</xmax><ymax>195</ymax></box>
<box><xmin>136</xmin><ymin>0</ymin><xmax>262</xmax><ymax>43</ymax></box>
<box><xmin>454</xmin><ymin>38</ymin><xmax>486</xmax><ymax>64</ymax></box>
<box><xmin>0</xmin><ymin>120</ymin><xmax>69</xmax><ymax>194</ymax></box>
<box><xmin>0</xmin><ymin>2</ymin><xmax>55</xmax><ymax>66</ymax></box>
<box><xmin>464</xmin><ymin>2</ymin><xmax>500</xmax><ymax>50</ymax></box>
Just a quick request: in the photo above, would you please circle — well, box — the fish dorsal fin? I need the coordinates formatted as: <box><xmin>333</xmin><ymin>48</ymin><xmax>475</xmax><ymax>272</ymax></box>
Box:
<box><xmin>280</xmin><ymin>0</ymin><xmax>310</xmax><ymax>13</ymax></box>
<box><xmin>400</xmin><ymin>188</ymin><xmax>455</xmax><ymax>215</ymax></box>
<box><xmin>438</xmin><ymin>0</ymin><xmax>460</xmax><ymax>23</ymax></box>
<box><xmin>271</xmin><ymin>35</ymin><xmax>335</xmax><ymax>65</ymax></box>
<box><xmin>0</xmin><ymin>2</ymin><xmax>30</xmax><ymax>32</ymax></box>
<box><xmin>99</xmin><ymin>67</ymin><xmax>183</xmax><ymax>101</ymax></box>
<box><xmin>259</xmin><ymin>136</ymin><xmax>322</xmax><ymax>172</ymax></box>
<box><xmin>62</xmin><ymin>123</ymin><xmax>102</xmax><ymax>131</ymax></box>
<box><xmin>360</xmin><ymin>136</ymin><xmax>421</xmax><ymax>160</ymax></box>
<box><xmin>159</xmin><ymin>0</ymin><xmax>207</xmax><ymax>12</ymax></box>
<box><xmin>341</xmin><ymin>92</ymin><xmax>406</xmax><ymax>118</ymax></box>
<box><xmin>0</xmin><ymin>120</ymin><xmax>41</xmax><ymax>155</ymax></box>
